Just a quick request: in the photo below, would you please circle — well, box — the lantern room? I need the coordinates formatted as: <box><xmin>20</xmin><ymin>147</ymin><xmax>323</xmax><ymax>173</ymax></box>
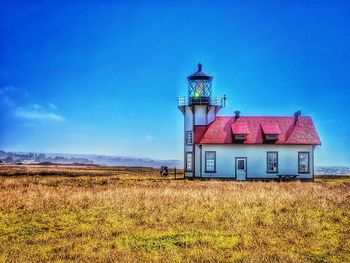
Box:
<box><xmin>187</xmin><ymin>63</ymin><xmax>213</xmax><ymax>101</ymax></box>
<box><xmin>178</xmin><ymin>63</ymin><xmax>226</xmax><ymax>113</ymax></box>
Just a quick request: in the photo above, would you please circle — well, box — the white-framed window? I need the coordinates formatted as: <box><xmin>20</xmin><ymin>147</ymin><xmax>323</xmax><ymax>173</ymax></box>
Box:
<box><xmin>267</xmin><ymin>152</ymin><xmax>278</xmax><ymax>173</ymax></box>
<box><xmin>185</xmin><ymin>131</ymin><xmax>193</xmax><ymax>145</ymax></box>
<box><xmin>186</xmin><ymin>152</ymin><xmax>193</xmax><ymax>172</ymax></box>
<box><xmin>298</xmin><ymin>152</ymin><xmax>310</xmax><ymax>173</ymax></box>
<box><xmin>205</xmin><ymin>151</ymin><xmax>216</xmax><ymax>172</ymax></box>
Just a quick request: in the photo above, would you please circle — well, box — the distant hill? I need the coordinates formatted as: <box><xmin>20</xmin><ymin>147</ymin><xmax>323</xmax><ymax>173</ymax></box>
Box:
<box><xmin>0</xmin><ymin>150</ymin><xmax>183</xmax><ymax>168</ymax></box>
<box><xmin>1</xmin><ymin>150</ymin><xmax>348</xmax><ymax>174</ymax></box>
<box><xmin>315</xmin><ymin>166</ymin><xmax>350</xmax><ymax>176</ymax></box>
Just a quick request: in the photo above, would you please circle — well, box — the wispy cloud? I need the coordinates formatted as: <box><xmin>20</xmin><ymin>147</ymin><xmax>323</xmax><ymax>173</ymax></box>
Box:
<box><xmin>0</xmin><ymin>86</ymin><xmax>15</xmax><ymax>95</ymax></box>
<box><xmin>32</xmin><ymin>103</ymin><xmax>43</xmax><ymax>110</ymax></box>
<box><xmin>13</xmin><ymin>101</ymin><xmax>65</xmax><ymax>123</ymax></box>
<box><xmin>48</xmin><ymin>102</ymin><xmax>58</xmax><ymax>110</ymax></box>
<box><xmin>1</xmin><ymin>85</ymin><xmax>65</xmax><ymax>123</ymax></box>
<box><xmin>14</xmin><ymin>109</ymin><xmax>65</xmax><ymax>122</ymax></box>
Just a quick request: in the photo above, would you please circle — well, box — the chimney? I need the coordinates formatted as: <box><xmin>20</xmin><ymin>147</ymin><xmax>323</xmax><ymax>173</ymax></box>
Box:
<box><xmin>294</xmin><ymin>110</ymin><xmax>301</xmax><ymax>123</ymax></box>
<box><xmin>234</xmin><ymin>110</ymin><xmax>241</xmax><ymax>119</ymax></box>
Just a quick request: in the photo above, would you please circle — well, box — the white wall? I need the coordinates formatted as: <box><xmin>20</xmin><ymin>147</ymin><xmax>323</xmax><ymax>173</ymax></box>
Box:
<box><xmin>194</xmin><ymin>106</ymin><xmax>207</xmax><ymax>125</ymax></box>
<box><xmin>194</xmin><ymin>144</ymin><xmax>314</xmax><ymax>180</ymax></box>
<box><xmin>195</xmin><ymin>146</ymin><xmax>201</xmax><ymax>177</ymax></box>
<box><xmin>207</xmin><ymin>106</ymin><xmax>216</xmax><ymax>124</ymax></box>
<box><xmin>184</xmin><ymin>106</ymin><xmax>193</xmax><ymax>131</ymax></box>
<box><xmin>184</xmin><ymin>106</ymin><xmax>193</xmax><ymax>174</ymax></box>
<box><xmin>185</xmin><ymin>105</ymin><xmax>219</xmax><ymax>127</ymax></box>
<box><xmin>182</xmin><ymin>104</ymin><xmax>221</xmax><ymax>177</ymax></box>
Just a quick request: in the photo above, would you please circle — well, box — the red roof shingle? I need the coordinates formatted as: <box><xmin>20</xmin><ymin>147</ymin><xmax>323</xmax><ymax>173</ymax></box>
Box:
<box><xmin>261</xmin><ymin>123</ymin><xmax>282</xmax><ymax>135</ymax></box>
<box><xmin>231</xmin><ymin>122</ymin><xmax>250</xmax><ymax>134</ymax></box>
<box><xmin>194</xmin><ymin>116</ymin><xmax>321</xmax><ymax>145</ymax></box>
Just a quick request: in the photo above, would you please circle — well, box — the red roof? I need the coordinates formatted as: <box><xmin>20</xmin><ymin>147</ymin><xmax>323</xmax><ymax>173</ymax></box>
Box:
<box><xmin>261</xmin><ymin>123</ymin><xmax>281</xmax><ymax>135</ymax></box>
<box><xmin>231</xmin><ymin>122</ymin><xmax>250</xmax><ymax>134</ymax></box>
<box><xmin>194</xmin><ymin>116</ymin><xmax>321</xmax><ymax>145</ymax></box>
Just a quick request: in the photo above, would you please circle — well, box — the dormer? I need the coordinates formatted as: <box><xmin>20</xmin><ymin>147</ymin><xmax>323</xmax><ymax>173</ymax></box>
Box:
<box><xmin>231</xmin><ymin>122</ymin><xmax>249</xmax><ymax>142</ymax></box>
<box><xmin>261</xmin><ymin>123</ymin><xmax>281</xmax><ymax>142</ymax></box>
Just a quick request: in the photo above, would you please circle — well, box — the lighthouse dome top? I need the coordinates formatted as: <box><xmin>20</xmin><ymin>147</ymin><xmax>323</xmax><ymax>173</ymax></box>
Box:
<box><xmin>187</xmin><ymin>63</ymin><xmax>213</xmax><ymax>80</ymax></box>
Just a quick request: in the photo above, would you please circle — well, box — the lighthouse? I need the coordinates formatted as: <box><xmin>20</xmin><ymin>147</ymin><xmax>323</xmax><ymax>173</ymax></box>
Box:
<box><xmin>177</xmin><ymin>64</ymin><xmax>320</xmax><ymax>180</ymax></box>
<box><xmin>178</xmin><ymin>63</ymin><xmax>226</xmax><ymax>177</ymax></box>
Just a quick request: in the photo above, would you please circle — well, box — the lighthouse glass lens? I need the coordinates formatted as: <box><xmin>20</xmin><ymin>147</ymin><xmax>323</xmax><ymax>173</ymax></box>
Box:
<box><xmin>195</xmin><ymin>81</ymin><xmax>205</xmax><ymax>96</ymax></box>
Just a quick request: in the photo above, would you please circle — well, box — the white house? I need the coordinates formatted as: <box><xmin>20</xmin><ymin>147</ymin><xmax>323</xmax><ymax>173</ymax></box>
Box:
<box><xmin>178</xmin><ymin>64</ymin><xmax>321</xmax><ymax>180</ymax></box>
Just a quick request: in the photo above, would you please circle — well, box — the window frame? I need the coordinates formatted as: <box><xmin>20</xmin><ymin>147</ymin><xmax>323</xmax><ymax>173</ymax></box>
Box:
<box><xmin>298</xmin><ymin>152</ymin><xmax>310</xmax><ymax>174</ymax></box>
<box><xmin>185</xmin><ymin>152</ymin><xmax>193</xmax><ymax>172</ymax></box>
<box><xmin>185</xmin><ymin>131</ymin><xmax>193</xmax><ymax>145</ymax></box>
<box><xmin>205</xmin><ymin>151</ymin><xmax>216</xmax><ymax>173</ymax></box>
<box><xmin>234</xmin><ymin>134</ymin><xmax>247</xmax><ymax>140</ymax></box>
<box><xmin>266</xmin><ymin>151</ymin><xmax>278</xmax><ymax>174</ymax></box>
<box><xmin>265</xmin><ymin>134</ymin><xmax>278</xmax><ymax>140</ymax></box>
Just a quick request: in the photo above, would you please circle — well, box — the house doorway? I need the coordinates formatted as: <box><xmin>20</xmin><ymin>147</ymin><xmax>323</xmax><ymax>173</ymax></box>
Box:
<box><xmin>235</xmin><ymin>157</ymin><xmax>247</xmax><ymax>180</ymax></box>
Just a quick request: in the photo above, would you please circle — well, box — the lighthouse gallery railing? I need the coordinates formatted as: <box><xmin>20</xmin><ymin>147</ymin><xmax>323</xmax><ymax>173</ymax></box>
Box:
<box><xmin>177</xmin><ymin>96</ymin><xmax>225</xmax><ymax>107</ymax></box>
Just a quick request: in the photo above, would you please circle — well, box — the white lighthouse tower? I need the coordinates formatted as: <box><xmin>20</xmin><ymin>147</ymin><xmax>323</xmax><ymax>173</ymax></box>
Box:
<box><xmin>178</xmin><ymin>63</ymin><xmax>226</xmax><ymax>177</ymax></box>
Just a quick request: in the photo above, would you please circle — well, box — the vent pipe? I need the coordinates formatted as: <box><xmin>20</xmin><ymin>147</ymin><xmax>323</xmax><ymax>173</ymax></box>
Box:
<box><xmin>234</xmin><ymin>110</ymin><xmax>241</xmax><ymax>119</ymax></box>
<box><xmin>294</xmin><ymin>110</ymin><xmax>301</xmax><ymax>123</ymax></box>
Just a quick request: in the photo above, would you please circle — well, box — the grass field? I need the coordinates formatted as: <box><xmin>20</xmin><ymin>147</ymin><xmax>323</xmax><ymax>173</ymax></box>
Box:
<box><xmin>0</xmin><ymin>165</ymin><xmax>349</xmax><ymax>262</ymax></box>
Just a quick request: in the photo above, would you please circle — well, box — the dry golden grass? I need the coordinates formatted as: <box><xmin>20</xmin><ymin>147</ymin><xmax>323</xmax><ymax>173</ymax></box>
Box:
<box><xmin>0</xmin><ymin>165</ymin><xmax>349</xmax><ymax>262</ymax></box>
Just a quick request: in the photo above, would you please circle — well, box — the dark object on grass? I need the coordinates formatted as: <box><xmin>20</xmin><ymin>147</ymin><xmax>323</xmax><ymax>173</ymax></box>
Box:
<box><xmin>160</xmin><ymin>166</ymin><xmax>169</xmax><ymax>176</ymax></box>
<box><xmin>278</xmin><ymin>174</ymin><xmax>300</xmax><ymax>181</ymax></box>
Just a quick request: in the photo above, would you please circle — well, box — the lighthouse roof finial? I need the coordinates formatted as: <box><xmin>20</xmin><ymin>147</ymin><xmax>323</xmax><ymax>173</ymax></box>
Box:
<box><xmin>187</xmin><ymin>63</ymin><xmax>213</xmax><ymax>80</ymax></box>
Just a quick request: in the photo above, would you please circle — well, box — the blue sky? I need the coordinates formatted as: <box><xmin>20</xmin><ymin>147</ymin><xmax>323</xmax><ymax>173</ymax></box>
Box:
<box><xmin>0</xmin><ymin>1</ymin><xmax>349</xmax><ymax>166</ymax></box>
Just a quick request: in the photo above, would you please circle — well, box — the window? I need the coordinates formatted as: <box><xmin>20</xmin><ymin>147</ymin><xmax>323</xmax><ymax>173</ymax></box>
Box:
<box><xmin>266</xmin><ymin>134</ymin><xmax>278</xmax><ymax>140</ymax></box>
<box><xmin>185</xmin><ymin>131</ymin><xmax>193</xmax><ymax>145</ymax></box>
<box><xmin>298</xmin><ymin>152</ymin><xmax>310</xmax><ymax>173</ymax></box>
<box><xmin>205</xmin><ymin>151</ymin><xmax>216</xmax><ymax>172</ymax></box>
<box><xmin>267</xmin><ymin>152</ymin><xmax>278</xmax><ymax>173</ymax></box>
<box><xmin>186</xmin><ymin>152</ymin><xmax>193</xmax><ymax>172</ymax></box>
<box><xmin>237</xmin><ymin>159</ymin><xmax>245</xmax><ymax>170</ymax></box>
<box><xmin>235</xmin><ymin>134</ymin><xmax>246</xmax><ymax>140</ymax></box>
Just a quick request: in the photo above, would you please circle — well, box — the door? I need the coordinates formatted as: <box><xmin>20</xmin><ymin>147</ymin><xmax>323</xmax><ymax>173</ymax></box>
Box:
<box><xmin>235</xmin><ymin>157</ymin><xmax>247</xmax><ymax>180</ymax></box>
